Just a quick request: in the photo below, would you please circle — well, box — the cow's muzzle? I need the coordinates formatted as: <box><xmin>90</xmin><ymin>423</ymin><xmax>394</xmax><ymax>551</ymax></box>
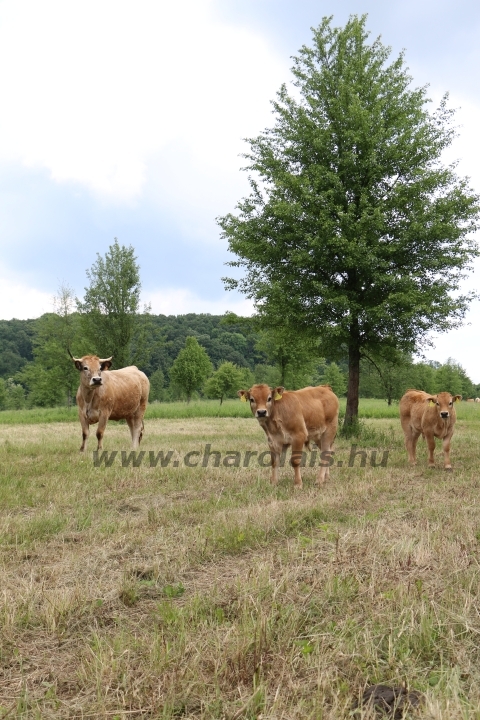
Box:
<box><xmin>256</xmin><ymin>410</ymin><xmax>267</xmax><ymax>418</ymax></box>
<box><xmin>91</xmin><ymin>377</ymin><xmax>103</xmax><ymax>386</ymax></box>
<box><xmin>440</xmin><ymin>412</ymin><xmax>449</xmax><ymax>419</ymax></box>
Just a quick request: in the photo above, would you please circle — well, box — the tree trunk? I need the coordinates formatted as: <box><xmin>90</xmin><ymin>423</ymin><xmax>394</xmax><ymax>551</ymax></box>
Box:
<box><xmin>343</xmin><ymin>342</ymin><xmax>360</xmax><ymax>433</ymax></box>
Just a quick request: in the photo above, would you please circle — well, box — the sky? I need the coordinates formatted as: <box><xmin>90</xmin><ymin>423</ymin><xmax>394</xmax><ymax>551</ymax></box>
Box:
<box><xmin>0</xmin><ymin>0</ymin><xmax>479</xmax><ymax>380</ymax></box>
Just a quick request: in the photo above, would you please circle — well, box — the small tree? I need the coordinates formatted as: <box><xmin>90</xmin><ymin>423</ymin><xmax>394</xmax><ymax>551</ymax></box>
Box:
<box><xmin>322</xmin><ymin>362</ymin><xmax>347</xmax><ymax>397</ymax></box>
<box><xmin>4</xmin><ymin>378</ymin><xmax>26</xmax><ymax>410</ymax></box>
<box><xmin>435</xmin><ymin>358</ymin><xmax>472</xmax><ymax>397</ymax></box>
<box><xmin>409</xmin><ymin>362</ymin><xmax>436</xmax><ymax>395</ymax></box>
<box><xmin>361</xmin><ymin>351</ymin><xmax>411</xmax><ymax>405</ymax></box>
<box><xmin>169</xmin><ymin>337</ymin><xmax>213</xmax><ymax>403</ymax></box>
<box><xmin>220</xmin><ymin>15</ymin><xmax>480</xmax><ymax>433</ymax></box>
<box><xmin>77</xmin><ymin>238</ymin><xmax>148</xmax><ymax>368</ymax></box>
<box><xmin>149</xmin><ymin>368</ymin><xmax>165</xmax><ymax>402</ymax></box>
<box><xmin>205</xmin><ymin>362</ymin><xmax>244</xmax><ymax>404</ymax></box>
<box><xmin>16</xmin><ymin>284</ymin><xmax>85</xmax><ymax>407</ymax></box>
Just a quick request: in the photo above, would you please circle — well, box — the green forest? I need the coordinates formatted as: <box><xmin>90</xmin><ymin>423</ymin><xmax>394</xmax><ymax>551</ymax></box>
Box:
<box><xmin>0</xmin><ymin>313</ymin><xmax>478</xmax><ymax>410</ymax></box>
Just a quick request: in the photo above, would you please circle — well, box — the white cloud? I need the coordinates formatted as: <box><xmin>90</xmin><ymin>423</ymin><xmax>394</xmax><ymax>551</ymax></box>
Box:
<box><xmin>440</xmin><ymin>94</ymin><xmax>480</xmax><ymax>193</ymax></box>
<box><xmin>0</xmin><ymin>0</ymin><xmax>286</xmax><ymax>204</ymax></box>
<box><xmin>427</xmin><ymin>305</ymin><xmax>480</xmax><ymax>384</ymax></box>
<box><xmin>0</xmin><ymin>273</ymin><xmax>53</xmax><ymax>320</ymax></box>
<box><xmin>145</xmin><ymin>288</ymin><xmax>254</xmax><ymax>317</ymax></box>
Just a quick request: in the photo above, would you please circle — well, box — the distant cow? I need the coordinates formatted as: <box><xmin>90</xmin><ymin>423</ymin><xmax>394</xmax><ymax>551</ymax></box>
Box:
<box><xmin>467</xmin><ymin>399</ymin><xmax>475</xmax><ymax>403</ymax></box>
<box><xmin>71</xmin><ymin>354</ymin><xmax>150</xmax><ymax>452</ymax></box>
<box><xmin>399</xmin><ymin>389</ymin><xmax>462</xmax><ymax>470</ymax></box>
<box><xmin>475</xmin><ymin>398</ymin><xmax>480</xmax><ymax>403</ymax></box>
<box><xmin>238</xmin><ymin>384</ymin><xmax>339</xmax><ymax>487</ymax></box>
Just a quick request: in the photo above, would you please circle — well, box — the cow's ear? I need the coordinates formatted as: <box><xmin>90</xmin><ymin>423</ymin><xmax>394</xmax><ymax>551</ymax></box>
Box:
<box><xmin>73</xmin><ymin>359</ymin><xmax>83</xmax><ymax>371</ymax></box>
<box><xmin>273</xmin><ymin>386</ymin><xmax>285</xmax><ymax>401</ymax></box>
<box><xmin>426</xmin><ymin>395</ymin><xmax>436</xmax><ymax>406</ymax></box>
<box><xmin>237</xmin><ymin>390</ymin><xmax>249</xmax><ymax>402</ymax></box>
<box><xmin>454</xmin><ymin>395</ymin><xmax>462</xmax><ymax>403</ymax></box>
<box><xmin>99</xmin><ymin>357</ymin><xmax>113</xmax><ymax>371</ymax></box>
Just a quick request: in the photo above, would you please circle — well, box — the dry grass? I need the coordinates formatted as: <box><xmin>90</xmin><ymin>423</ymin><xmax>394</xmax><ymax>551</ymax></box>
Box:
<box><xmin>1</xmin><ymin>412</ymin><xmax>480</xmax><ymax>718</ymax></box>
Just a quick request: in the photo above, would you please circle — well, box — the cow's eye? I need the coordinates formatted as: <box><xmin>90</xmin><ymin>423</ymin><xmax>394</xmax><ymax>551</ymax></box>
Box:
<box><xmin>83</xmin><ymin>366</ymin><xmax>88</xmax><ymax>371</ymax></box>
<box><xmin>449</xmin><ymin>401</ymin><xmax>452</xmax><ymax>406</ymax></box>
<box><xmin>267</xmin><ymin>396</ymin><xmax>272</xmax><ymax>402</ymax></box>
<box><xmin>249</xmin><ymin>398</ymin><xmax>254</xmax><ymax>403</ymax></box>
<box><xmin>436</xmin><ymin>402</ymin><xmax>439</xmax><ymax>406</ymax></box>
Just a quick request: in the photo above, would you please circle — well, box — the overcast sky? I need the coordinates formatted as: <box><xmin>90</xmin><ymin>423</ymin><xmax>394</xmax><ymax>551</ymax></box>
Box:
<box><xmin>0</xmin><ymin>0</ymin><xmax>479</xmax><ymax>379</ymax></box>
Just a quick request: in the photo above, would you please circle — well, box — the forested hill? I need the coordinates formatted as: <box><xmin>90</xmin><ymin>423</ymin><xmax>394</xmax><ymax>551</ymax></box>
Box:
<box><xmin>1</xmin><ymin>314</ymin><xmax>478</xmax><ymax>409</ymax></box>
<box><xmin>143</xmin><ymin>314</ymin><xmax>264</xmax><ymax>378</ymax></box>
<box><xmin>0</xmin><ymin>314</ymin><xmax>264</xmax><ymax>380</ymax></box>
<box><xmin>0</xmin><ymin>319</ymin><xmax>36</xmax><ymax>377</ymax></box>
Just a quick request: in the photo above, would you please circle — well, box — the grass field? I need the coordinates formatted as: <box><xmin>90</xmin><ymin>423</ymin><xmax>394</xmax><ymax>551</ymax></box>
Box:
<box><xmin>1</xmin><ymin>404</ymin><xmax>480</xmax><ymax>718</ymax></box>
<box><xmin>1</xmin><ymin>397</ymin><xmax>479</xmax><ymax>424</ymax></box>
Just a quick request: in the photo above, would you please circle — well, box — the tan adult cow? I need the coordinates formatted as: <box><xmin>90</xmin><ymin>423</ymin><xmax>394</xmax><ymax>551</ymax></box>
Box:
<box><xmin>238</xmin><ymin>384</ymin><xmax>339</xmax><ymax>487</ymax></box>
<box><xmin>475</xmin><ymin>398</ymin><xmax>480</xmax><ymax>403</ymax></box>
<box><xmin>466</xmin><ymin>398</ymin><xmax>475</xmax><ymax>403</ymax></box>
<box><xmin>399</xmin><ymin>389</ymin><xmax>462</xmax><ymax>470</ymax></box>
<box><xmin>71</xmin><ymin>354</ymin><xmax>150</xmax><ymax>452</ymax></box>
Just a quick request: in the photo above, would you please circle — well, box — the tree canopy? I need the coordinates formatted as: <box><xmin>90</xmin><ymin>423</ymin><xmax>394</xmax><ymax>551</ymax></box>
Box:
<box><xmin>219</xmin><ymin>15</ymin><xmax>480</xmax><ymax>431</ymax></box>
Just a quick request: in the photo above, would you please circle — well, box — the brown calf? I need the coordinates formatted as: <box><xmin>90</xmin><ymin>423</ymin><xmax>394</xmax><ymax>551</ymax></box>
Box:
<box><xmin>238</xmin><ymin>384</ymin><xmax>339</xmax><ymax>487</ymax></box>
<box><xmin>399</xmin><ymin>389</ymin><xmax>462</xmax><ymax>470</ymax></box>
<box><xmin>71</xmin><ymin>354</ymin><xmax>150</xmax><ymax>452</ymax></box>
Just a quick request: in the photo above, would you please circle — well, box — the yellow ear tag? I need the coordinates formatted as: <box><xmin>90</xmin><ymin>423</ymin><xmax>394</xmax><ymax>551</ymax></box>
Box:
<box><xmin>429</xmin><ymin>400</ymin><xmax>435</xmax><ymax>406</ymax></box>
<box><xmin>274</xmin><ymin>392</ymin><xmax>283</xmax><ymax>401</ymax></box>
<box><xmin>455</xmin><ymin>397</ymin><xmax>460</xmax><ymax>403</ymax></box>
<box><xmin>240</xmin><ymin>395</ymin><xmax>247</xmax><ymax>402</ymax></box>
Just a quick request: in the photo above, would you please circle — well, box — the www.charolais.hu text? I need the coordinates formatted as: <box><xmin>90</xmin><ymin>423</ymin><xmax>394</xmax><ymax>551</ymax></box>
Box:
<box><xmin>93</xmin><ymin>444</ymin><xmax>389</xmax><ymax>468</ymax></box>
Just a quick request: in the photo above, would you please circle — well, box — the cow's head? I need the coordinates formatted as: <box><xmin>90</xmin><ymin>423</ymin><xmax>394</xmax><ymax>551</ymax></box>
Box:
<box><xmin>425</xmin><ymin>391</ymin><xmax>462</xmax><ymax>419</ymax></box>
<box><xmin>238</xmin><ymin>384</ymin><xmax>285</xmax><ymax>418</ymax></box>
<box><xmin>71</xmin><ymin>354</ymin><xmax>113</xmax><ymax>387</ymax></box>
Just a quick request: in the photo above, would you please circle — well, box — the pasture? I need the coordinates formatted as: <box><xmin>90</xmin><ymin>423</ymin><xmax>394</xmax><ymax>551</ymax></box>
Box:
<box><xmin>1</xmin><ymin>401</ymin><xmax>480</xmax><ymax>718</ymax></box>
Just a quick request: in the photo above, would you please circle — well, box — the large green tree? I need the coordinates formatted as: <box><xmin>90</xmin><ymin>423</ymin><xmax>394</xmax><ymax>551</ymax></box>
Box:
<box><xmin>219</xmin><ymin>15</ymin><xmax>480</xmax><ymax>431</ymax></box>
<box><xmin>77</xmin><ymin>238</ymin><xmax>149</xmax><ymax>369</ymax></box>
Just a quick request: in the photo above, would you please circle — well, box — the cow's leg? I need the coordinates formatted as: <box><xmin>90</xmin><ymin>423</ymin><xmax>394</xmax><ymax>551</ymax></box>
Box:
<box><xmin>127</xmin><ymin>415</ymin><xmax>144</xmax><ymax>450</ymax></box>
<box><xmin>96</xmin><ymin>416</ymin><xmax>108</xmax><ymax>451</ymax></box>
<box><xmin>316</xmin><ymin>423</ymin><xmax>338</xmax><ymax>485</ymax></box>
<box><xmin>401</xmin><ymin>417</ymin><xmax>417</xmax><ymax>465</ymax></box>
<box><xmin>442</xmin><ymin>433</ymin><xmax>453</xmax><ymax>470</ymax></box>
<box><xmin>79</xmin><ymin>415</ymin><xmax>89</xmax><ymax>452</ymax></box>
<box><xmin>268</xmin><ymin>440</ymin><xmax>280</xmax><ymax>485</ymax></box>
<box><xmin>405</xmin><ymin>425</ymin><xmax>421</xmax><ymax>465</ymax></box>
<box><xmin>290</xmin><ymin>436</ymin><xmax>306</xmax><ymax>488</ymax></box>
<box><xmin>425</xmin><ymin>431</ymin><xmax>436</xmax><ymax>468</ymax></box>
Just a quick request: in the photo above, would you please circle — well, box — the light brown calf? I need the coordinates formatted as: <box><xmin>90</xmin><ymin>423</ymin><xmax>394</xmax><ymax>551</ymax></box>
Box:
<box><xmin>399</xmin><ymin>389</ymin><xmax>462</xmax><ymax>470</ymax></box>
<box><xmin>238</xmin><ymin>384</ymin><xmax>339</xmax><ymax>487</ymax></box>
<box><xmin>71</xmin><ymin>354</ymin><xmax>150</xmax><ymax>452</ymax></box>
